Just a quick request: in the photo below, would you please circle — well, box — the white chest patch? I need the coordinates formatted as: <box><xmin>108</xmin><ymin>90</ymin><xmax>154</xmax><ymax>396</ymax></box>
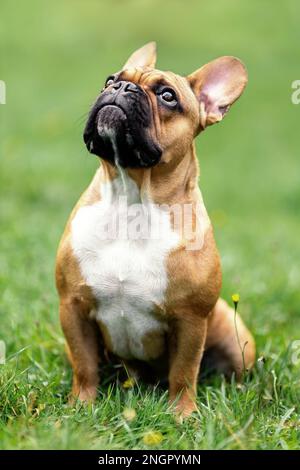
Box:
<box><xmin>71</xmin><ymin>172</ymin><xmax>179</xmax><ymax>361</ymax></box>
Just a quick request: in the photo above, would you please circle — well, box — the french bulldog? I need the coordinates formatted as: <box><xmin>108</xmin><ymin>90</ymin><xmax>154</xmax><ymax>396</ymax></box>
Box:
<box><xmin>56</xmin><ymin>42</ymin><xmax>255</xmax><ymax>419</ymax></box>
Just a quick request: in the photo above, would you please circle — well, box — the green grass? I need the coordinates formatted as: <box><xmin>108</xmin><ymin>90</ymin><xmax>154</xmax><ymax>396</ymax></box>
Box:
<box><xmin>1</xmin><ymin>0</ymin><xmax>300</xmax><ymax>450</ymax></box>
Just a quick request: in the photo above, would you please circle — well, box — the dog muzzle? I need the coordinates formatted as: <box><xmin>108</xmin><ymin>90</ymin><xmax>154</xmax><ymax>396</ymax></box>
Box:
<box><xmin>83</xmin><ymin>81</ymin><xmax>162</xmax><ymax>168</ymax></box>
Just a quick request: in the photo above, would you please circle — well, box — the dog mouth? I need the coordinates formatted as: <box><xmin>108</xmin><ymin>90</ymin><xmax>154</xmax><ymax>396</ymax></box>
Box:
<box><xmin>83</xmin><ymin>93</ymin><xmax>162</xmax><ymax>169</ymax></box>
<box><xmin>95</xmin><ymin>105</ymin><xmax>130</xmax><ymax>156</ymax></box>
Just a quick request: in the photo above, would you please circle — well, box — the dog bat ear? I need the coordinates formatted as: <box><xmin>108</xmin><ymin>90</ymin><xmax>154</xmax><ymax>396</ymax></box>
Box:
<box><xmin>187</xmin><ymin>56</ymin><xmax>248</xmax><ymax>130</ymax></box>
<box><xmin>122</xmin><ymin>42</ymin><xmax>157</xmax><ymax>69</ymax></box>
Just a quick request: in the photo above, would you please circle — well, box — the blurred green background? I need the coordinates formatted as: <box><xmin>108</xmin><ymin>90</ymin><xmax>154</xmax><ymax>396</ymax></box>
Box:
<box><xmin>0</xmin><ymin>0</ymin><xmax>300</xmax><ymax>450</ymax></box>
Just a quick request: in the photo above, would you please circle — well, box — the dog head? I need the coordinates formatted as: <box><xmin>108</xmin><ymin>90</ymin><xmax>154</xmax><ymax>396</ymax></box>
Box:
<box><xmin>84</xmin><ymin>42</ymin><xmax>247</xmax><ymax>169</ymax></box>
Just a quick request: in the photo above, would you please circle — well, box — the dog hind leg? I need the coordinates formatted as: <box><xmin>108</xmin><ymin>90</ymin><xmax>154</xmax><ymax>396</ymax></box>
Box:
<box><xmin>204</xmin><ymin>298</ymin><xmax>256</xmax><ymax>380</ymax></box>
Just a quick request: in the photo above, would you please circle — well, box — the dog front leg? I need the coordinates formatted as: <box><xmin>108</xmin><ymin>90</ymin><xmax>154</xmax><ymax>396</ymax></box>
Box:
<box><xmin>60</xmin><ymin>298</ymin><xmax>100</xmax><ymax>403</ymax></box>
<box><xmin>168</xmin><ymin>314</ymin><xmax>207</xmax><ymax>420</ymax></box>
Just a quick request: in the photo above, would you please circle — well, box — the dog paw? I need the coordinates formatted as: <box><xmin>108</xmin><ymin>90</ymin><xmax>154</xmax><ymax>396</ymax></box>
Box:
<box><xmin>68</xmin><ymin>386</ymin><xmax>97</xmax><ymax>406</ymax></box>
<box><xmin>172</xmin><ymin>397</ymin><xmax>198</xmax><ymax>423</ymax></box>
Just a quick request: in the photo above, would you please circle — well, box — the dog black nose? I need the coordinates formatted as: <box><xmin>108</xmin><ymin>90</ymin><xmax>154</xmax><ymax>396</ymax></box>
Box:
<box><xmin>124</xmin><ymin>82</ymin><xmax>139</xmax><ymax>93</ymax></box>
<box><xmin>111</xmin><ymin>81</ymin><xmax>139</xmax><ymax>94</ymax></box>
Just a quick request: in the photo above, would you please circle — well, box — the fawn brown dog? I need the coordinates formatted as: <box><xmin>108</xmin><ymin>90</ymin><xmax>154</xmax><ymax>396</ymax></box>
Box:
<box><xmin>56</xmin><ymin>42</ymin><xmax>255</xmax><ymax>419</ymax></box>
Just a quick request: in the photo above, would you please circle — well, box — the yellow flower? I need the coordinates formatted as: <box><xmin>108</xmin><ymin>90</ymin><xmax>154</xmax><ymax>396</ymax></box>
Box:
<box><xmin>122</xmin><ymin>377</ymin><xmax>135</xmax><ymax>389</ymax></box>
<box><xmin>123</xmin><ymin>407</ymin><xmax>136</xmax><ymax>422</ymax></box>
<box><xmin>231</xmin><ymin>293</ymin><xmax>240</xmax><ymax>304</ymax></box>
<box><xmin>143</xmin><ymin>430</ymin><xmax>164</xmax><ymax>446</ymax></box>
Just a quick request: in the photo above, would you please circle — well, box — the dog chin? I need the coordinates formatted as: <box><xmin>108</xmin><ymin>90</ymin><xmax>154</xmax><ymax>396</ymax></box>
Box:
<box><xmin>97</xmin><ymin>105</ymin><xmax>128</xmax><ymax>137</ymax></box>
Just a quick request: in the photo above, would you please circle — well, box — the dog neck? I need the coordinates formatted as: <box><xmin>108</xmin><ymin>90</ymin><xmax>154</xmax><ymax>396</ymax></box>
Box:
<box><xmin>99</xmin><ymin>142</ymin><xmax>200</xmax><ymax>206</ymax></box>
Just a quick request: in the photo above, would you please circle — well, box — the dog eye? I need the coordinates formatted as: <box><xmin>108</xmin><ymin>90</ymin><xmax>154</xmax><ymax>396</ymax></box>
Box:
<box><xmin>105</xmin><ymin>76</ymin><xmax>115</xmax><ymax>87</ymax></box>
<box><xmin>162</xmin><ymin>90</ymin><xmax>175</xmax><ymax>102</ymax></box>
<box><xmin>158</xmin><ymin>87</ymin><xmax>177</xmax><ymax>107</ymax></box>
